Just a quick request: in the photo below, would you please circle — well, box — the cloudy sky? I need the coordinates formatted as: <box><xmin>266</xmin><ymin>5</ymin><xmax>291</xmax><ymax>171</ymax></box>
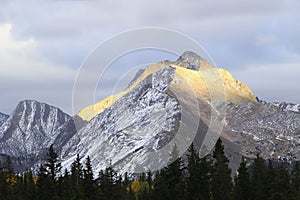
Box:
<box><xmin>0</xmin><ymin>0</ymin><xmax>299</xmax><ymax>115</ymax></box>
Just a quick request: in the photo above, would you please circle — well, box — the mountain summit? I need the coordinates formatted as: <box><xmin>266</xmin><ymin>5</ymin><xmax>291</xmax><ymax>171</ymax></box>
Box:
<box><xmin>77</xmin><ymin>51</ymin><xmax>256</xmax><ymax>122</ymax></box>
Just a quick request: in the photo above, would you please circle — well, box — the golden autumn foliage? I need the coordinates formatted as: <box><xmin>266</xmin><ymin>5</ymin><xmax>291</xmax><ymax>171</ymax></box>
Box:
<box><xmin>130</xmin><ymin>180</ymin><xmax>150</xmax><ymax>200</ymax></box>
<box><xmin>6</xmin><ymin>176</ymin><xmax>17</xmax><ymax>186</ymax></box>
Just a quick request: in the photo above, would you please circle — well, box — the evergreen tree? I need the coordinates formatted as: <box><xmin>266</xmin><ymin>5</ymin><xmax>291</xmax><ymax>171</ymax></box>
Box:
<box><xmin>45</xmin><ymin>144</ymin><xmax>61</xmax><ymax>181</ymax></box>
<box><xmin>233</xmin><ymin>157</ymin><xmax>251</xmax><ymax>200</ymax></box>
<box><xmin>98</xmin><ymin>165</ymin><xmax>122</xmax><ymax>200</ymax></box>
<box><xmin>211</xmin><ymin>138</ymin><xmax>232</xmax><ymax>200</ymax></box>
<box><xmin>3</xmin><ymin>156</ymin><xmax>15</xmax><ymax>200</ymax></box>
<box><xmin>164</xmin><ymin>144</ymin><xmax>186</xmax><ymax>200</ymax></box>
<box><xmin>83</xmin><ymin>156</ymin><xmax>96</xmax><ymax>200</ymax></box>
<box><xmin>291</xmin><ymin>161</ymin><xmax>300</xmax><ymax>200</ymax></box>
<box><xmin>265</xmin><ymin>160</ymin><xmax>276</xmax><ymax>198</ymax></box>
<box><xmin>0</xmin><ymin>159</ymin><xmax>11</xmax><ymax>200</ymax></box>
<box><xmin>270</xmin><ymin>164</ymin><xmax>291</xmax><ymax>200</ymax></box>
<box><xmin>58</xmin><ymin>169</ymin><xmax>74</xmax><ymax>200</ymax></box>
<box><xmin>70</xmin><ymin>154</ymin><xmax>84</xmax><ymax>200</ymax></box>
<box><xmin>23</xmin><ymin>170</ymin><xmax>36</xmax><ymax>200</ymax></box>
<box><xmin>151</xmin><ymin>169</ymin><xmax>169</xmax><ymax>200</ymax></box>
<box><xmin>146</xmin><ymin>171</ymin><xmax>153</xmax><ymax>197</ymax></box>
<box><xmin>186</xmin><ymin>143</ymin><xmax>211</xmax><ymax>200</ymax></box>
<box><xmin>44</xmin><ymin>144</ymin><xmax>61</xmax><ymax>199</ymax></box>
<box><xmin>37</xmin><ymin>164</ymin><xmax>55</xmax><ymax>200</ymax></box>
<box><xmin>251</xmin><ymin>154</ymin><xmax>267</xmax><ymax>200</ymax></box>
<box><xmin>139</xmin><ymin>172</ymin><xmax>146</xmax><ymax>182</ymax></box>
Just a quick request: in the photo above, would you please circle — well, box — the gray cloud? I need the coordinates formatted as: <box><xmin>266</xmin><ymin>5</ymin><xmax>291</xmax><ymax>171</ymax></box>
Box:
<box><xmin>0</xmin><ymin>0</ymin><xmax>299</xmax><ymax>114</ymax></box>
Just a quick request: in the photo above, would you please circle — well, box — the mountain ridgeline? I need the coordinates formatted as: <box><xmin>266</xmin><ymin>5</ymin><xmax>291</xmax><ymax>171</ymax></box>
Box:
<box><xmin>0</xmin><ymin>51</ymin><xmax>300</xmax><ymax>174</ymax></box>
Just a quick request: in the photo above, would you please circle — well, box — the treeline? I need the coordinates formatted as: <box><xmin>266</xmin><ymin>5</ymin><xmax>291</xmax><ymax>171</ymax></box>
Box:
<box><xmin>1</xmin><ymin>139</ymin><xmax>300</xmax><ymax>200</ymax></box>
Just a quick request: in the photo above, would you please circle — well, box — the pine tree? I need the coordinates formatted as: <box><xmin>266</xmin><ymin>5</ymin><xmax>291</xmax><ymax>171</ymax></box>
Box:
<box><xmin>211</xmin><ymin>138</ymin><xmax>233</xmax><ymax>200</ymax></box>
<box><xmin>251</xmin><ymin>154</ymin><xmax>267</xmax><ymax>200</ymax></box>
<box><xmin>151</xmin><ymin>169</ymin><xmax>169</xmax><ymax>200</ymax></box>
<box><xmin>45</xmin><ymin>144</ymin><xmax>61</xmax><ymax>181</ymax></box>
<box><xmin>0</xmin><ymin>160</ymin><xmax>6</xmax><ymax>199</ymax></box>
<box><xmin>165</xmin><ymin>144</ymin><xmax>186</xmax><ymax>200</ymax></box>
<box><xmin>146</xmin><ymin>171</ymin><xmax>153</xmax><ymax>197</ymax></box>
<box><xmin>233</xmin><ymin>157</ymin><xmax>251</xmax><ymax>200</ymax></box>
<box><xmin>37</xmin><ymin>164</ymin><xmax>55</xmax><ymax>200</ymax></box>
<box><xmin>186</xmin><ymin>143</ymin><xmax>211</xmax><ymax>200</ymax></box>
<box><xmin>23</xmin><ymin>170</ymin><xmax>36</xmax><ymax>200</ymax></box>
<box><xmin>97</xmin><ymin>164</ymin><xmax>122</xmax><ymax>200</ymax></box>
<box><xmin>270</xmin><ymin>164</ymin><xmax>291</xmax><ymax>200</ymax></box>
<box><xmin>58</xmin><ymin>169</ymin><xmax>74</xmax><ymax>200</ymax></box>
<box><xmin>0</xmin><ymin>159</ymin><xmax>12</xmax><ymax>200</ymax></box>
<box><xmin>3</xmin><ymin>156</ymin><xmax>15</xmax><ymax>200</ymax></box>
<box><xmin>83</xmin><ymin>156</ymin><xmax>96</xmax><ymax>200</ymax></box>
<box><xmin>265</xmin><ymin>160</ymin><xmax>276</xmax><ymax>198</ymax></box>
<box><xmin>71</xmin><ymin>154</ymin><xmax>84</xmax><ymax>200</ymax></box>
<box><xmin>291</xmin><ymin>161</ymin><xmax>300</xmax><ymax>200</ymax></box>
<box><xmin>187</xmin><ymin>143</ymin><xmax>200</xmax><ymax>200</ymax></box>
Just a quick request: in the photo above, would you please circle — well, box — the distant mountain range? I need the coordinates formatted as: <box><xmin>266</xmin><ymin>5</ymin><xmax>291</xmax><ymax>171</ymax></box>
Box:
<box><xmin>0</xmin><ymin>51</ymin><xmax>299</xmax><ymax>174</ymax></box>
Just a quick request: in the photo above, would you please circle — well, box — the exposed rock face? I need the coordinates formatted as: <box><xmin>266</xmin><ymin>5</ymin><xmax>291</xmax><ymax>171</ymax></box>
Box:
<box><xmin>0</xmin><ymin>112</ymin><xmax>8</xmax><ymax>127</ymax></box>
<box><xmin>224</xmin><ymin>102</ymin><xmax>300</xmax><ymax>162</ymax></box>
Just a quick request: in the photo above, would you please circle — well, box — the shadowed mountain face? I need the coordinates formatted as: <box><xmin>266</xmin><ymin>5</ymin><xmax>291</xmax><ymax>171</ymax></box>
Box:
<box><xmin>0</xmin><ymin>52</ymin><xmax>299</xmax><ymax>173</ymax></box>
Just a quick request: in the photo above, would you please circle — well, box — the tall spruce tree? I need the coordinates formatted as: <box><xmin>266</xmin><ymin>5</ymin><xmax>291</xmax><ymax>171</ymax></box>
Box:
<box><xmin>186</xmin><ymin>143</ymin><xmax>211</xmax><ymax>200</ymax></box>
<box><xmin>0</xmin><ymin>159</ymin><xmax>11</xmax><ymax>200</ymax></box>
<box><xmin>98</xmin><ymin>164</ymin><xmax>122</xmax><ymax>200</ymax></box>
<box><xmin>4</xmin><ymin>156</ymin><xmax>15</xmax><ymax>200</ymax></box>
<box><xmin>58</xmin><ymin>169</ymin><xmax>74</xmax><ymax>200</ymax></box>
<box><xmin>45</xmin><ymin>144</ymin><xmax>61</xmax><ymax>181</ymax></box>
<box><xmin>71</xmin><ymin>154</ymin><xmax>84</xmax><ymax>200</ymax></box>
<box><xmin>37</xmin><ymin>164</ymin><xmax>55</xmax><ymax>200</ymax></box>
<box><xmin>83</xmin><ymin>156</ymin><xmax>96</xmax><ymax>200</ymax></box>
<box><xmin>270</xmin><ymin>164</ymin><xmax>291</xmax><ymax>200</ymax></box>
<box><xmin>291</xmin><ymin>161</ymin><xmax>300</xmax><ymax>200</ymax></box>
<box><xmin>23</xmin><ymin>170</ymin><xmax>36</xmax><ymax>200</ymax></box>
<box><xmin>211</xmin><ymin>138</ymin><xmax>232</xmax><ymax>200</ymax></box>
<box><xmin>151</xmin><ymin>169</ymin><xmax>169</xmax><ymax>200</ymax></box>
<box><xmin>164</xmin><ymin>144</ymin><xmax>186</xmax><ymax>200</ymax></box>
<box><xmin>265</xmin><ymin>160</ymin><xmax>276</xmax><ymax>198</ymax></box>
<box><xmin>251</xmin><ymin>154</ymin><xmax>267</xmax><ymax>200</ymax></box>
<box><xmin>233</xmin><ymin>157</ymin><xmax>251</xmax><ymax>200</ymax></box>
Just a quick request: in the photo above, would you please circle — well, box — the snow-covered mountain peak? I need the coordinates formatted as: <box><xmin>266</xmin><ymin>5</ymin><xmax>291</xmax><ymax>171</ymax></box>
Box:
<box><xmin>0</xmin><ymin>100</ymin><xmax>75</xmax><ymax>158</ymax></box>
<box><xmin>77</xmin><ymin>52</ymin><xmax>256</xmax><ymax>122</ymax></box>
<box><xmin>175</xmin><ymin>51</ymin><xmax>213</xmax><ymax>70</ymax></box>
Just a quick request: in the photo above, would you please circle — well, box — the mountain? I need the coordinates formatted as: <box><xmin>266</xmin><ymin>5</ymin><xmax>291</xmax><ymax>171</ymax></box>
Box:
<box><xmin>0</xmin><ymin>51</ymin><xmax>299</xmax><ymax>174</ymax></box>
<box><xmin>62</xmin><ymin>51</ymin><xmax>259</xmax><ymax>173</ymax></box>
<box><xmin>0</xmin><ymin>100</ymin><xmax>77</xmax><ymax>171</ymax></box>
<box><xmin>65</xmin><ymin>51</ymin><xmax>299</xmax><ymax>174</ymax></box>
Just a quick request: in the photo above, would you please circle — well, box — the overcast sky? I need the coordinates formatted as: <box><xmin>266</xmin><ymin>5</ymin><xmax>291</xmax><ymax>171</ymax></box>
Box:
<box><xmin>0</xmin><ymin>0</ymin><xmax>299</xmax><ymax>115</ymax></box>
